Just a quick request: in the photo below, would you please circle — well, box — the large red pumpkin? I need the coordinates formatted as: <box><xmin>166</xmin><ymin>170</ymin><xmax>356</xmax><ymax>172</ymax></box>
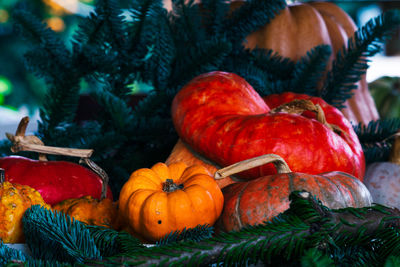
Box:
<box><xmin>215</xmin><ymin>154</ymin><xmax>372</xmax><ymax>233</ymax></box>
<box><xmin>171</xmin><ymin>71</ymin><xmax>365</xmax><ymax>181</ymax></box>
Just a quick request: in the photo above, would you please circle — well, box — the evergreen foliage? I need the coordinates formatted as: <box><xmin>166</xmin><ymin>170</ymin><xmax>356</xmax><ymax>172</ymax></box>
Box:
<box><xmin>321</xmin><ymin>9</ymin><xmax>400</xmax><ymax>108</ymax></box>
<box><xmin>353</xmin><ymin>119</ymin><xmax>400</xmax><ymax>163</ymax></box>
<box><xmin>9</xmin><ymin>0</ymin><xmax>400</xmax><ymax>195</ymax></box>
<box><xmin>156</xmin><ymin>224</ymin><xmax>214</xmax><ymax>246</ymax></box>
<box><xmin>5</xmin><ymin>191</ymin><xmax>400</xmax><ymax>266</ymax></box>
<box><xmin>0</xmin><ymin>241</ymin><xmax>30</xmax><ymax>266</ymax></box>
<box><xmin>22</xmin><ymin>205</ymin><xmax>102</xmax><ymax>264</ymax></box>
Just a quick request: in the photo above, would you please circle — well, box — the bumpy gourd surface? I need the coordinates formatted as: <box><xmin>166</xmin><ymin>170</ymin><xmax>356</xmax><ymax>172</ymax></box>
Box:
<box><xmin>0</xmin><ymin>181</ymin><xmax>49</xmax><ymax>243</ymax></box>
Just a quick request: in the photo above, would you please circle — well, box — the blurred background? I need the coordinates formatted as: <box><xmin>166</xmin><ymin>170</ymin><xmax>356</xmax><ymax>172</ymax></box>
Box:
<box><xmin>0</xmin><ymin>0</ymin><xmax>399</xmax><ymax>138</ymax></box>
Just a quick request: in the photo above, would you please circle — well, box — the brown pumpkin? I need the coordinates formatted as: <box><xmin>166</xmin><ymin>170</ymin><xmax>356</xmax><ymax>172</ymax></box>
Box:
<box><xmin>214</xmin><ymin>154</ymin><xmax>372</xmax><ymax>233</ymax></box>
<box><xmin>230</xmin><ymin>1</ymin><xmax>379</xmax><ymax>126</ymax></box>
<box><xmin>52</xmin><ymin>159</ymin><xmax>118</xmax><ymax>229</ymax></box>
<box><xmin>0</xmin><ymin>168</ymin><xmax>50</xmax><ymax>243</ymax></box>
<box><xmin>118</xmin><ymin>162</ymin><xmax>224</xmax><ymax>243</ymax></box>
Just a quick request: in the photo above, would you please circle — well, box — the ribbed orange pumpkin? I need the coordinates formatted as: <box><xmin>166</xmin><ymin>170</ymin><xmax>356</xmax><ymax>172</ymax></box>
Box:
<box><xmin>118</xmin><ymin>162</ymin><xmax>224</xmax><ymax>242</ymax></box>
<box><xmin>231</xmin><ymin>0</ymin><xmax>379</xmax><ymax>126</ymax></box>
<box><xmin>214</xmin><ymin>154</ymin><xmax>372</xmax><ymax>233</ymax></box>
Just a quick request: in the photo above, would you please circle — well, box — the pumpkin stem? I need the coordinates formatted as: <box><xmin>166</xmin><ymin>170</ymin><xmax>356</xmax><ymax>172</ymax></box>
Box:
<box><xmin>79</xmin><ymin>158</ymin><xmax>109</xmax><ymax>200</ymax></box>
<box><xmin>389</xmin><ymin>134</ymin><xmax>400</xmax><ymax>165</ymax></box>
<box><xmin>214</xmin><ymin>154</ymin><xmax>292</xmax><ymax>180</ymax></box>
<box><xmin>0</xmin><ymin>168</ymin><xmax>4</xmax><ymax>183</ymax></box>
<box><xmin>6</xmin><ymin>116</ymin><xmax>93</xmax><ymax>160</ymax></box>
<box><xmin>270</xmin><ymin>99</ymin><xmax>344</xmax><ymax>136</ymax></box>
<box><xmin>163</xmin><ymin>179</ymin><xmax>183</xmax><ymax>192</ymax></box>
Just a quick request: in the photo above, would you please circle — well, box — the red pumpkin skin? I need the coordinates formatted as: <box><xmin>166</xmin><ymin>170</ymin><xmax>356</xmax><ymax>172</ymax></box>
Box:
<box><xmin>216</xmin><ymin>171</ymin><xmax>372</xmax><ymax>233</ymax></box>
<box><xmin>0</xmin><ymin>156</ymin><xmax>113</xmax><ymax>205</ymax></box>
<box><xmin>171</xmin><ymin>71</ymin><xmax>365</xmax><ymax>180</ymax></box>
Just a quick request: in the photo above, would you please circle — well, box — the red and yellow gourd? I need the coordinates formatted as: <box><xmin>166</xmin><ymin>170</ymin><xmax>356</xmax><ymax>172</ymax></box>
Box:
<box><xmin>0</xmin><ymin>117</ymin><xmax>113</xmax><ymax>206</ymax></box>
<box><xmin>0</xmin><ymin>168</ymin><xmax>50</xmax><ymax>243</ymax></box>
<box><xmin>170</xmin><ymin>71</ymin><xmax>365</xmax><ymax>184</ymax></box>
<box><xmin>118</xmin><ymin>162</ymin><xmax>224</xmax><ymax>243</ymax></box>
<box><xmin>214</xmin><ymin>154</ymin><xmax>372</xmax><ymax>233</ymax></box>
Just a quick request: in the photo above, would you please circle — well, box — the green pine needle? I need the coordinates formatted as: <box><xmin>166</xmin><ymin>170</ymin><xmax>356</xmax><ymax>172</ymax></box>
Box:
<box><xmin>222</xmin><ymin>0</ymin><xmax>287</xmax><ymax>44</ymax></box>
<box><xmin>22</xmin><ymin>205</ymin><xmax>102</xmax><ymax>264</ymax></box>
<box><xmin>291</xmin><ymin>45</ymin><xmax>332</xmax><ymax>96</ymax></box>
<box><xmin>322</xmin><ymin>9</ymin><xmax>400</xmax><ymax>108</ymax></box>
<box><xmin>0</xmin><ymin>241</ymin><xmax>31</xmax><ymax>266</ymax></box>
<box><xmin>301</xmin><ymin>248</ymin><xmax>335</xmax><ymax>267</ymax></box>
<box><xmin>156</xmin><ymin>224</ymin><xmax>214</xmax><ymax>246</ymax></box>
<box><xmin>353</xmin><ymin>118</ymin><xmax>400</xmax><ymax>163</ymax></box>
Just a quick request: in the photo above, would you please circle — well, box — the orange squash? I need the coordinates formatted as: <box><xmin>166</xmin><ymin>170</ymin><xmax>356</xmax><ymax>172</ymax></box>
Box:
<box><xmin>53</xmin><ymin>196</ymin><xmax>118</xmax><ymax>228</ymax></box>
<box><xmin>214</xmin><ymin>154</ymin><xmax>372</xmax><ymax>233</ymax></box>
<box><xmin>231</xmin><ymin>1</ymin><xmax>379</xmax><ymax>126</ymax></box>
<box><xmin>52</xmin><ymin>159</ymin><xmax>118</xmax><ymax>229</ymax></box>
<box><xmin>0</xmin><ymin>168</ymin><xmax>50</xmax><ymax>243</ymax></box>
<box><xmin>118</xmin><ymin>162</ymin><xmax>224</xmax><ymax>243</ymax></box>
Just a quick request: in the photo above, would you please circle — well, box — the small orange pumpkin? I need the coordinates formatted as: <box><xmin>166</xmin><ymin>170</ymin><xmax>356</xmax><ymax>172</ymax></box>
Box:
<box><xmin>53</xmin><ymin>196</ymin><xmax>118</xmax><ymax>228</ymax></box>
<box><xmin>118</xmin><ymin>162</ymin><xmax>224</xmax><ymax>243</ymax></box>
<box><xmin>52</xmin><ymin>159</ymin><xmax>118</xmax><ymax>229</ymax></box>
<box><xmin>0</xmin><ymin>168</ymin><xmax>50</xmax><ymax>243</ymax></box>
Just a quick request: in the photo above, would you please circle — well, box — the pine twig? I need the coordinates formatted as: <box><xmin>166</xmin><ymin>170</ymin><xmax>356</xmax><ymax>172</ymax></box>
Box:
<box><xmin>88</xmin><ymin>191</ymin><xmax>400</xmax><ymax>266</ymax></box>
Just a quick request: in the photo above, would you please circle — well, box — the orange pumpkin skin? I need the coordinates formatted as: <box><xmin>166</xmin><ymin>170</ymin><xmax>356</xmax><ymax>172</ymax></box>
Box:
<box><xmin>216</xmin><ymin>171</ymin><xmax>372</xmax><ymax>233</ymax></box>
<box><xmin>0</xmin><ymin>181</ymin><xmax>50</xmax><ymax>243</ymax></box>
<box><xmin>233</xmin><ymin>1</ymin><xmax>379</xmax><ymax>126</ymax></box>
<box><xmin>165</xmin><ymin>139</ymin><xmax>237</xmax><ymax>189</ymax></box>
<box><xmin>52</xmin><ymin>196</ymin><xmax>118</xmax><ymax>228</ymax></box>
<box><xmin>118</xmin><ymin>162</ymin><xmax>224</xmax><ymax>243</ymax></box>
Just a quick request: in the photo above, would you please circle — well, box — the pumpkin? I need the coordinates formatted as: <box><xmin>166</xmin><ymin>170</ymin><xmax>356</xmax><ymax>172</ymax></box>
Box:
<box><xmin>0</xmin><ymin>168</ymin><xmax>50</xmax><ymax>243</ymax></box>
<box><xmin>0</xmin><ymin>117</ymin><xmax>113</xmax><ymax>205</ymax></box>
<box><xmin>171</xmin><ymin>71</ymin><xmax>365</xmax><ymax>182</ymax></box>
<box><xmin>118</xmin><ymin>162</ymin><xmax>224</xmax><ymax>243</ymax></box>
<box><xmin>53</xmin><ymin>196</ymin><xmax>117</xmax><ymax>228</ymax></box>
<box><xmin>363</xmin><ymin>135</ymin><xmax>400</xmax><ymax>208</ymax></box>
<box><xmin>230</xmin><ymin>0</ymin><xmax>379</xmax><ymax>126</ymax></box>
<box><xmin>368</xmin><ymin>76</ymin><xmax>400</xmax><ymax>119</ymax></box>
<box><xmin>214</xmin><ymin>154</ymin><xmax>373</xmax><ymax>233</ymax></box>
<box><xmin>52</xmin><ymin>161</ymin><xmax>118</xmax><ymax>229</ymax></box>
<box><xmin>165</xmin><ymin>139</ymin><xmax>238</xmax><ymax>189</ymax></box>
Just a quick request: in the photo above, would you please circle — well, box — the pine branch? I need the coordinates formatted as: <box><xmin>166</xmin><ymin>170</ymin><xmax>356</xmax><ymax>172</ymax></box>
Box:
<box><xmin>89</xmin><ymin>191</ymin><xmax>400</xmax><ymax>266</ymax></box>
<box><xmin>291</xmin><ymin>45</ymin><xmax>332</xmax><ymax>96</ymax></box>
<box><xmin>222</xmin><ymin>0</ymin><xmax>287</xmax><ymax>45</ymax></box>
<box><xmin>22</xmin><ymin>206</ymin><xmax>102</xmax><ymax>264</ymax></box>
<box><xmin>156</xmin><ymin>224</ymin><xmax>214</xmax><ymax>246</ymax></box>
<box><xmin>353</xmin><ymin>118</ymin><xmax>400</xmax><ymax>163</ymax></box>
<box><xmin>321</xmin><ymin>9</ymin><xmax>400</xmax><ymax>108</ymax></box>
<box><xmin>170</xmin><ymin>38</ymin><xmax>232</xmax><ymax>88</ymax></box>
<box><xmin>0</xmin><ymin>241</ymin><xmax>31</xmax><ymax>266</ymax></box>
<box><xmin>300</xmin><ymin>248</ymin><xmax>335</xmax><ymax>267</ymax></box>
<box><xmin>170</xmin><ymin>0</ymin><xmax>205</xmax><ymax>46</ymax></box>
<box><xmin>142</xmin><ymin>9</ymin><xmax>175</xmax><ymax>91</ymax></box>
<box><xmin>199</xmin><ymin>0</ymin><xmax>230</xmax><ymax>37</ymax></box>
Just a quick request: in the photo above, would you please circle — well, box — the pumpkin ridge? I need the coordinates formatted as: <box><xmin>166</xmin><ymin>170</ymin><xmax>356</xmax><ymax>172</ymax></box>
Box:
<box><xmin>236</xmin><ymin>182</ymin><xmax>250</xmax><ymax>229</ymax></box>
<box><xmin>322</xmin><ymin>173</ymin><xmax>350</xmax><ymax>207</ymax></box>
<box><xmin>329</xmin><ymin>172</ymin><xmax>362</xmax><ymax>207</ymax></box>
